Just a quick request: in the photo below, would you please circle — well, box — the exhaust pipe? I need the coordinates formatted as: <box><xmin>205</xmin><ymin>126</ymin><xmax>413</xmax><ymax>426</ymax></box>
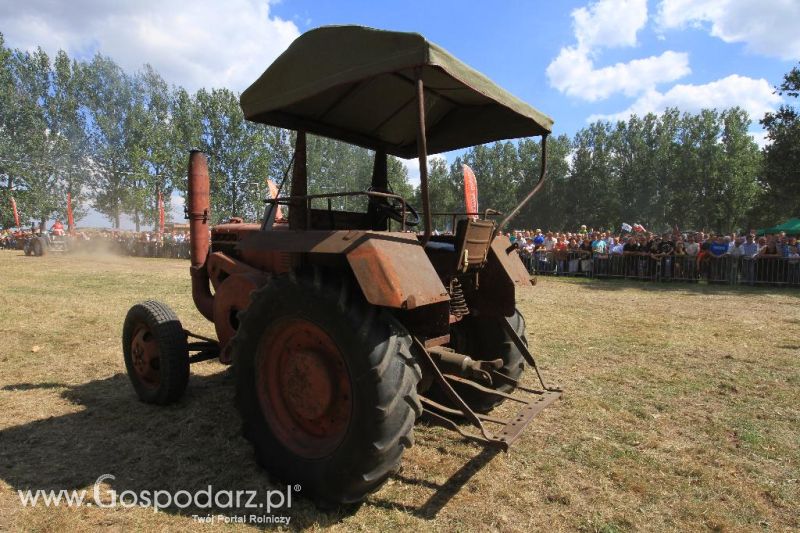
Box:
<box><xmin>188</xmin><ymin>150</ymin><xmax>211</xmax><ymax>268</ymax></box>
<box><xmin>188</xmin><ymin>150</ymin><xmax>214</xmax><ymax>321</ymax></box>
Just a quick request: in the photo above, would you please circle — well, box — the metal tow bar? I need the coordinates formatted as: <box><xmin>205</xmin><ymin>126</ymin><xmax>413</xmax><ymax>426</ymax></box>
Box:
<box><xmin>416</xmin><ymin>317</ymin><xmax>562</xmax><ymax>450</ymax></box>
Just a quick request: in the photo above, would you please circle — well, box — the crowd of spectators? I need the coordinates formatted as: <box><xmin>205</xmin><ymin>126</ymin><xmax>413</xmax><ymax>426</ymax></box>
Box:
<box><xmin>509</xmin><ymin>225</ymin><xmax>800</xmax><ymax>285</ymax></box>
<box><xmin>5</xmin><ymin>222</ymin><xmax>799</xmax><ymax>285</ymax></box>
<box><xmin>0</xmin><ymin>229</ymin><xmax>23</xmax><ymax>250</ymax></box>
<box><xmin>0</xmin><ymin>228</ymin><xmax>192</xmax><ymax>258</ymax></box>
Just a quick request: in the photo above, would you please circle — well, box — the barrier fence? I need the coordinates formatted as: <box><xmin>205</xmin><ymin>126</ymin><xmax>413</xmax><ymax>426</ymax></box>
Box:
<box><xmin>6</xmin><ymin>235</ymin><xmax>799</xmax><ymax>287</ymax></box>
<box><xmin>522</xmin><ymin>251</ymin><xmax>800</xmax><ymax>287</ymax></box>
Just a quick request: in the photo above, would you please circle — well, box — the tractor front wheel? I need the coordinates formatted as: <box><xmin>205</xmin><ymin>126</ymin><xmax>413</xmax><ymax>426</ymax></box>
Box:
<box><xmin>122</xmin><ymin>300</ymin><xmax>190</xmax><ymax>405</ymax></box>
<box><xmin>232</xmin><ymin>270</ymin><xmax>422</xmax><ymax>506</ymax></box>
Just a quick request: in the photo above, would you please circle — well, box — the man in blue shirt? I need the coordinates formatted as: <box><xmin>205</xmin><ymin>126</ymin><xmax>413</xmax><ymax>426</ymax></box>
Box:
<box><xmin>708</xmin><ymin>236</ymin><xmax>728</xmax><ymax>257</ymax></box>
<box><xmin>740</xmin><ymin>235</ymin><xmax>759</xmax><ymax>257</ymax></box>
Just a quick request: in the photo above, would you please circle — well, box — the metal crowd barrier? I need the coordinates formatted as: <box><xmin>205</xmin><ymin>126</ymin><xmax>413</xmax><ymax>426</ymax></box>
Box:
<box><xmin>521</xmin><ymin>250</ymin><xmax>800</xmax><ymax>287</ymax></box>
<box><xmin>523</xmin><ymin>250</ymin><xmax>593</xmax><ymax>277</ymax></box>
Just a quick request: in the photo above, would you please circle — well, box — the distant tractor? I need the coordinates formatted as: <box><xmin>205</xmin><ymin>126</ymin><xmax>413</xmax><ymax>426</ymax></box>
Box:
<box><xmin>23</xmin><ymin>232</ymin><xmax>69</xmax><ymax>256</ymax></box>
<box><xmin>122</xmin><ymin>26</ymin><xmax>561</xmax><ymax>506</ymax></box>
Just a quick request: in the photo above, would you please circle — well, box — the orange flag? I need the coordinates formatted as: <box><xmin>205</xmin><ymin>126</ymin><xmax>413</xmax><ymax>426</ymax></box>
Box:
<box><xmin>66</xmin><ymin>192</ymin><xmax>75</xmax><ymax>235</ymax></box>
<box><xmin>158</xmin><ymin>191</ymin><xmax>165</xmax><ymax>234</ymax></box>
<box><xmin>463</xmin><ymin>164</ymin><xmax>479</xmax><ymax>220</ymax></box>
<box><xmin>267</xmin><ymin>179</ymin><xmax>284</xmax><ymax>221</ymax></box>
<box><xmin>10</xmin><ymin>197</ymin><xmax>20</xmax><ymax>227</ymax></box>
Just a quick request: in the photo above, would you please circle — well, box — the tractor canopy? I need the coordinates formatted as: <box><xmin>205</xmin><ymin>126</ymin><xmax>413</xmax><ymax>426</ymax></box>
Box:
<box><xmin>240</xmin><ymin>25</ymin><xmax>553</xmax><ymax>158</ymax></box>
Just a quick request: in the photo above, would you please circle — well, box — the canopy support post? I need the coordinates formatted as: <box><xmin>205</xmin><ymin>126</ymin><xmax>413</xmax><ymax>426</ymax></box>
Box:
<box><xmin>368</xmin><ymin>149</ymin><xmax>389</xmax><ymax>230</ymax></box>
<box><xmin>415</xmin><ymin>67</ymin><xmax>432</xmax><ymax>244</ymax></box>
<box><xmin>499</xmin><ymin>134</ymin><xmax>549</xmax><ymax>232</ymax></box>
<box><xmin>289</xmin><ymin>130</ymin><xmax>308</xmax><ymax>230</ymax></box>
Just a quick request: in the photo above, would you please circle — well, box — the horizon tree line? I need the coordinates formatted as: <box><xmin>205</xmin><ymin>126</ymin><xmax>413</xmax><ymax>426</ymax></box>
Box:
<box><xmin>1</xmin><ymin>33</ymin><xmax>797</xmax><ymax>234</ymax></box>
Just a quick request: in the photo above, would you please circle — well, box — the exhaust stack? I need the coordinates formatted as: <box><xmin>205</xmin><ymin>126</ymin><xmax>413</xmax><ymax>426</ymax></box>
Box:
<box><xmin>188</xmin><ymin>150</ymin><xmax>211</xmax><ymax>268</ymax></box>
<box><xmin>187</xmin><ymin>150</ymin><xmax>214</xmax><ymax>321</ymax></box>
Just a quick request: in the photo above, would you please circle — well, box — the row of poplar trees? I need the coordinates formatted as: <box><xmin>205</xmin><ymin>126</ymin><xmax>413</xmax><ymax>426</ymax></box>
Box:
<box><xmin>411</xmin><ymin>62</ymin><xmax>798</xmax><ymax>234</ymax></box>
<box><xmin>0</xmin><ymin>34</ymin><xmax>413</xmax><ymax>230</ymax></box>
<box><xmin>1</xmin><ymin>32</ymin><xmax>796</xmax><ymax>234</ymax></box>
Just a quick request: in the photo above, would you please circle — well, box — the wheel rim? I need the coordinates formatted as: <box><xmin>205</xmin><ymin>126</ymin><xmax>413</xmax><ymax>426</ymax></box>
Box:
<box><xmin>256</xmin><ymin>318</ymin><xmax>352</xmax><ymax>459</ymax></box>
<box><xmin>130</xmin><ymin>324</ymin><xmax>161</xmax><ymax>389</ymax></box>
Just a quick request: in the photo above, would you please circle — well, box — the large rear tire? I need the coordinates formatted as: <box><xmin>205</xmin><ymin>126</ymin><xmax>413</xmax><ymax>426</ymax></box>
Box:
<box><xmin>445</xmin><ymin>309</ymin><xmax>528</xmax><ymax>413</ymax></box>
<box><xmin>231</xmin><ymin>269</ymin><xmax>422</xmax><ymax>506</ymax></box>
<box><xmin>32</xmin><ymin>237</ymin><xmax>46</xmax><ymax>256</ymax></box>
<box><xmin>122</xmin><ymin>300</ymin><xmax>190</xmax><ymax>405</ymax></box>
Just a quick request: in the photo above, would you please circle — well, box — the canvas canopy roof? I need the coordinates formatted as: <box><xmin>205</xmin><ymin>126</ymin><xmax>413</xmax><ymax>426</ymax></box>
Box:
<box><xmin>757</xmin><ymin>217</ymin><xmax>800</xmax><ymax>236</ymax></box>
<box><xmin>240</xmin><ymin>25</ymin><xmax>553</xmax><ymax>159</ymax></box>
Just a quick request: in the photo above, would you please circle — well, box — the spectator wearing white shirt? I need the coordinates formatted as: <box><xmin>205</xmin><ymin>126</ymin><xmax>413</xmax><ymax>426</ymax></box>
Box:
<box><xmin>544</xmin><ymin>232</ymin><xmax>556</xmax><ymax>252</ymax></box>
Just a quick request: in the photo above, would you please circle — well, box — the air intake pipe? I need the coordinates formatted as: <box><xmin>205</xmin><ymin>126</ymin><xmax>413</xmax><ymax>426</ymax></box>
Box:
<box><xmin>188</xmin><ymin>150</ymin><xmax>214</xmax><ymax>322</ymax></box>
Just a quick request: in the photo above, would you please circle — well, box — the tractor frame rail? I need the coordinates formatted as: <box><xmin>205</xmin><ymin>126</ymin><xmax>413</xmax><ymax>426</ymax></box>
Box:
<box><xmin>185</xmin><ymin>330</ymin><xmax>220</xmax><ymax>364</ymax></box>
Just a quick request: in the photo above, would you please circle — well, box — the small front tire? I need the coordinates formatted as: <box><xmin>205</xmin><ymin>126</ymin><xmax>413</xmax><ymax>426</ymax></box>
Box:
<box><xmin>122</xmin><ymin>300</ymin><xmax>190</xmax><ymax>405</ymax></box>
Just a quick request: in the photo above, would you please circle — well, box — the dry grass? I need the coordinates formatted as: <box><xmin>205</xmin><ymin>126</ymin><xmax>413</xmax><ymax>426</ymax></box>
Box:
<box><xmin>0</xmin><ymin>249</ymin><xmax>798</xmax><ymax>532</ymax></box>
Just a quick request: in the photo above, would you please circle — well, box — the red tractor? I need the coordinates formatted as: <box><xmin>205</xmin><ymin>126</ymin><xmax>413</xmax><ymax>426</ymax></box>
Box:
<box><xmin>123</xmin><ymin>26</ymin><xmax>560</xmax><ymax>506</ymax></box>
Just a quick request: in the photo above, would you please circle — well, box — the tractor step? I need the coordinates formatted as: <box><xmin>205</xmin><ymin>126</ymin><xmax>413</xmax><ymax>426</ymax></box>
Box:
<box><xmin>415</xmin><ymin>334</ymin><xmax>562</xmax><ymax>451</ymax></box>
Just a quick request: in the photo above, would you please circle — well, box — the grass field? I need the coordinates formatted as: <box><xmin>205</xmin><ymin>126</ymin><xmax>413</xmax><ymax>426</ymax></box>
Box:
<box><xmin>0</xmin><ymin>249</ymin><xmax>798</xmax><ymax>532</ymax></box>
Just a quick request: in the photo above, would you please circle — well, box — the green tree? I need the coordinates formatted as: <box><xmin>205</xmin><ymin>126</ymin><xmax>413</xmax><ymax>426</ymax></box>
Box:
<box><xmin>196</xmin><ymin>88</ymin><xmax>275</xmax><ymax>222</ymax></box>
<box><xmin>515</xmin><ymin>134</ymin><xmax>571</xmax><ymax>230</ymax></box>
<box><xmin>125</xmin><ymin>65</ymin><xmax>182</xmax><ymax>230</ymax></box>
<box><xmin>426</xmin><ymin>156</ymin><xmax>457</xmax><ymax>231</ymax></box>
<box><xmin>566</xmin><ymin>122</ymin><xmax>615</xmax><ymax>229</ymax></box>
<box><xmin>81</xmin><ymin>54</ymin><xmax>136</xmax><ymax>228</ymax></box>
<box><xmin>757</xmin><ymin>63</ymin><xmax>800</xmax><ymax>223</ymax></box>
<box><xmin>7</xmin><ymin>47</ymin><xmax>63</xmax><ymax>229</ymax></box>
<box><xmin>716</xmin><ymin>108</ymin><xmax>761</xmax><ymax>232</ymax></box>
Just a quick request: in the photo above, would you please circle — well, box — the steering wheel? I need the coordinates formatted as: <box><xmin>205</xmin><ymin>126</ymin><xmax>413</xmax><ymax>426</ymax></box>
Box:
<box><xmin>367</xmin><ymin>189</ymin><xmax>420</xmax><ymax>227</ymax></box>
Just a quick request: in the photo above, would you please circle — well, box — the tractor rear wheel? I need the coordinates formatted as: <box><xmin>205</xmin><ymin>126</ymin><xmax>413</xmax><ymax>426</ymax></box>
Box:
<box><xmin>445</xmin><ymin>309</ymin><xmax>528</xmax><ymax>413</ymax></box>
<box><xmin>232</xmin><ymin>269</ymin><xmax>422</xmax><ymax>506</ymax></box>
<box><xmin>122</xmin><ymin>300</ymin><xmax>190</xmax><ymax>405</ymax></box>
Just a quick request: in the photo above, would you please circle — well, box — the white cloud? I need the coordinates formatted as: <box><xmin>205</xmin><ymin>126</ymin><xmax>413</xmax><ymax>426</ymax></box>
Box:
<box><xmin>399</xmin><ymin>155</ymin><xmax>448</xmax><ymax>188</ymax></box>
<box><xmin>658</xmin><ymin>0</ymin><xmax>800</xmax><ymax>60</ymax></box>
<box><xmin>573</xmin><ymin>0</ymin><xmax>648</xmax><ymax>50</ymax></box>
<box><xmin>547</xmin><ymin>0</ymin><xmax>691</xmax><ymax>101</ymax></box>
<box><xmin>588</xmin><ymin>74</ymin><xmax>782</xmax><ymax>122</ymax></box>
<box><xmin>547</xmin><ymin>47</ymin><xmax>690</xmax><ymax>101</ymax></box>
<box><xmin>0</xmin><ymin>0</ymin><xmax>300</xmax><ymax>91</ymax></box>
<box><xmin>748</xmin><ymin>130</ymin><xmax>770</xmax><ymax>149</ymax></box>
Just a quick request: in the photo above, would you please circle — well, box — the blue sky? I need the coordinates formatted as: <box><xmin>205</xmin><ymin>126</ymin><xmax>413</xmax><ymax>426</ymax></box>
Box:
<box><xmin>278</xmin><ymin>0</ymin><xmax>796</xmax><ymax>140</ymax></box>
<box><xmin>1</xmin><ymin>0</ymin><xmax>798</xmax><ymax>228</ymax></box>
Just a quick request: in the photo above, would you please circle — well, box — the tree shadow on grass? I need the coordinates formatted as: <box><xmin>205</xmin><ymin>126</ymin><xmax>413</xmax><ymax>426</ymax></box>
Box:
<box><xmin>0</xmin><ymin>372</ymin><xmax>497</xmax><ymax>524</ymax></box>
<box><xmin>0</xmin><ymin>372</ymin><xmax>342</xmax><ymax>526</ymax></box>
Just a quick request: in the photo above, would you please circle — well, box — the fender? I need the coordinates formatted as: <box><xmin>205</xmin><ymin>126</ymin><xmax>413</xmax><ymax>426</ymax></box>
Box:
<box><xmin>470</xmin><ymin>234</ymin><xmax>533</xmax><ymax>318</ymax></box>
<box><xmin>346</xmin><ymin>237</ymin><xmax>450</xmax><ymax>309</ymax></box>
<box><xmin>237</xmin><ymin>230</ymin><xmax>450</xmax><ymax>310</ymax></box>
<box><xmin>489</xmin><ymin>234</ymin><xmax>533</xmax><ymax>286</ymax></box>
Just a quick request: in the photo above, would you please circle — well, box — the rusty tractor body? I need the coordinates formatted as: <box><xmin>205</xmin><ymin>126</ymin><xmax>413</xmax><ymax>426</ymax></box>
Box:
<box><xmin>122</xmin><ymin>26</ymin><xmax>561</xmax><ymax>506</ymax></box>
